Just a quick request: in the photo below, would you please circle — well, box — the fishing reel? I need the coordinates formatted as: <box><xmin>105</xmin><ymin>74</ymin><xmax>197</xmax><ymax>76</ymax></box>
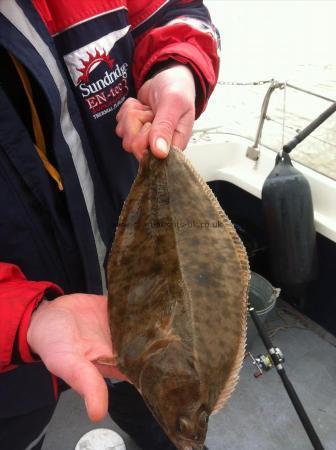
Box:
<box><xmin>247</xmin><ymin>348</ymin><xmax>284</xmax><ymax>378</ymax></box>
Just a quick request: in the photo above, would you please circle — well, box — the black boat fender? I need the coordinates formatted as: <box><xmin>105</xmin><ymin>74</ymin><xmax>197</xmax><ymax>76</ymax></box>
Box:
<box><xmin>262</xmin><ymin>100</ymin><xmax>336</xmax><ymax>288</ymax></box>
<box><xmin>262</xmin><ymin>152</ymin><xmax>316</xmax><ymax>286</ymax></box>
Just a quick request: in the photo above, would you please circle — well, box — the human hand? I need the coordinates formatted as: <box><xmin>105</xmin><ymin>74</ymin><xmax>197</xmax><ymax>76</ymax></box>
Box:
<box><xmin>27</xmin><ymin>294</ymin><xmax>126</xmax><ymax>421</ymax></box>
<box><xmin>116</xmin><ymin>64</ymin><xmax>196</xmax><ymax>160</ymax></box>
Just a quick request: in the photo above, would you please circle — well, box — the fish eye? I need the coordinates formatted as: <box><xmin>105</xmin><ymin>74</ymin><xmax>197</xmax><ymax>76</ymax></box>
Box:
<box><xmin>199</xmin><ymin>411</ymin><xmax>209</xmax><ymax>426</ymax></box>
<box><xmin>193</xmin><ymin>432</ymin><xmax>200</xmax><ymax>441</ymax></box>
<box><xmin>176</xmin><ymin>417</ymin><xmax>189</xmax><ymax>434</ymax></box>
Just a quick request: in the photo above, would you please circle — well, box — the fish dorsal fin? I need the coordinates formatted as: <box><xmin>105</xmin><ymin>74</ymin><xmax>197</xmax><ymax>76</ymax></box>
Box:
<box><xmin>165</xmin><ymin>149</ymin><xmax>249</xmax><ymax>413</ymax></box>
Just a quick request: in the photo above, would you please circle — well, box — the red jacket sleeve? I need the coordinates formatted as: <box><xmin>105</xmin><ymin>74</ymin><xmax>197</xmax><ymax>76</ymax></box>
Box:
<box><xmin>129</xmin><ymin>1</ymin><xmax>220</xmax><ymax>118</ymax></box>
<box><xmin>0</xmin><ymin>263</ymin><xmax>63</xmax><ymax>372</ymax></box>
<box><xmin>32</xmin><ymin>0</ymin><xmax>219</xmax><ymax>117</ymax></box>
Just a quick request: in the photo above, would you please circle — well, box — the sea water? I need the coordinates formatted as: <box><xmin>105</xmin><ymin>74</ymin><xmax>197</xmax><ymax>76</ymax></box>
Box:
<box><xmin>198</xmin><ymin>1</ymin><xmax>336</xmax><ymax>180</ymax></box>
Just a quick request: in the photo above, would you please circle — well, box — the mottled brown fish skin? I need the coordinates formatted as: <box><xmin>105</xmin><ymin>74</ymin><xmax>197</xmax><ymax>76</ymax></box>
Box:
<box><xmin>107</xmin><ymin>148</ymin><xmax>249</xmax><ymax>450</ymax></box>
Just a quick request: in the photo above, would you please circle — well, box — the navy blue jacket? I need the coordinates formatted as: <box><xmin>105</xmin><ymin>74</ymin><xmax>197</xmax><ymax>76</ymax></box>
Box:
<box><xmin>0</xmin><ymin>0</ymin><xmax>219</xmax><ymax>417</ymax></box>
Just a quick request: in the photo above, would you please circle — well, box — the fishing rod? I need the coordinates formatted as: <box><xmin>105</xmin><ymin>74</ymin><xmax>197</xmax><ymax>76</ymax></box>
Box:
<box><xmin>248</xmin><ymin>305</ymin><xmax>324</xmax><ymax>450</ymax></box>
<box><xmin>282</xmin><ymin>101</ymin><xmax>336</xmax><ymax>154</ymax></box>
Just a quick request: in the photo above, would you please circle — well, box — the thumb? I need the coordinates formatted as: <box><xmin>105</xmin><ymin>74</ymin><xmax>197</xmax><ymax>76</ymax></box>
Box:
<box><xmin>48</xmin><ymin>355</ymin><xmax>109</xmax><ymax>422</ymax></box>
<box><xmin>79</xmin><ymin>361</ymin><xmax>109</xmax><ymax>422</ymax></box>
<box><xmin>148</xmin><ymin>94</ymin><xmax>182</xmax><ymax>159</ymax></box>
<box><xmin>149</xmin><ymin>90</ymin><xmax>189</xmax><ymax>158</ymax></box>
<box><xmin>149</xmin><ymin>93</ymin><xmax>195</xmax><ymax>159</ymax></box>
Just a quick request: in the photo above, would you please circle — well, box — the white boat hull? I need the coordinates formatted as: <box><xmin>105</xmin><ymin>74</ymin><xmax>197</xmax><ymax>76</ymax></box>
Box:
<box><xmin>186</xmin><ymin>134</ymin><xmax>336</xmax><ymax>243</ymax></box>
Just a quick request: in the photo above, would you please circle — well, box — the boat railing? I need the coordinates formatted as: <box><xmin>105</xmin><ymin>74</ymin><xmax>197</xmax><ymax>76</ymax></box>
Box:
<box><xmin>194</xmin><ymin>79</ymin><xmax>336</xmax><ymax>162</ymax></box>
<box><xmin>245</xmin><ymin>80</ymin><xmax>284</xmax><ymax>160</ymax></box>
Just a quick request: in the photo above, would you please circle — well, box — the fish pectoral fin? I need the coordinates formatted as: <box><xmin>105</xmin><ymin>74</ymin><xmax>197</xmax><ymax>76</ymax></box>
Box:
<box><xmin>140</xmin><ymin>333</ymin><xmax>181</xmax><ymax>364</ymax></box>
<box><xmin>95</xmin><ymin>355</ymin><xmax>119</xmax><ymax>366</ymax></box>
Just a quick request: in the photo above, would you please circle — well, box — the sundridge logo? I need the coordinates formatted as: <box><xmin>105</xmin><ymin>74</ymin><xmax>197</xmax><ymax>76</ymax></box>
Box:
<box><xmin>64</xmin><ymin>27</ymin><xmax>130</xmax><ymax>120</ymax></box>
<box><xmin>76</xmin><ymin>49</ymin><xmax>115</xmax><ymax>84</ymax></box>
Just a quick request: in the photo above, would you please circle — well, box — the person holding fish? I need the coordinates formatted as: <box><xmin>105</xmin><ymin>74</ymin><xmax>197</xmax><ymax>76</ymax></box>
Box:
<box><xmin>0</xmin><ymin>1</ymin><xmax>219</xmax><ymax>449</ymax></box>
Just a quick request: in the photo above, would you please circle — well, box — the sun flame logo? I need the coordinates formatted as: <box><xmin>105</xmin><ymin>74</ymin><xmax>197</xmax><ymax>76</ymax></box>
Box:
<box><xmin>76</xmin><ymin>49</ymin><xmax>115</xmax><ymax>84</ymax></box>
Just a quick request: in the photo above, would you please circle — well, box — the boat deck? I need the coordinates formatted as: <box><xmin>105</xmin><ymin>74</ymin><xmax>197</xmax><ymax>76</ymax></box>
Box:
<box><xmin>42</xmin><ymin>300</ymin><xmax>336</xmax><ymax>450</ymax></box>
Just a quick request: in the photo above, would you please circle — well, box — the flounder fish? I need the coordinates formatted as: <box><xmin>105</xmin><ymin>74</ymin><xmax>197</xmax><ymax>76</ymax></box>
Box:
<box><xmin>106</xmin><ymin>148</ymin><xmax>250</xmax><ymax>450</ymax></box>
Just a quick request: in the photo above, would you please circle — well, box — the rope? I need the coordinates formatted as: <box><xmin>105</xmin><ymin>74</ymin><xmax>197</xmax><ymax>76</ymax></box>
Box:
<box><xmin>9</xmin><ymin>53</ymin><xmax>63</xmax><ymax>191</ymax></box>
<box><xmin>281</xmin><ymin>81</ymin><xmax>287</xmax><ymax>151</ymax></box>
<box><xmin>217</xmin><ymin>79</ymin><xmax>274</xmax><ymax>86</ymax></box>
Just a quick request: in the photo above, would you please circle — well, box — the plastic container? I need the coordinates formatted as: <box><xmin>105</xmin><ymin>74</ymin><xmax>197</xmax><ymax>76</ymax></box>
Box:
<box><xmin>247</xmin><ymin>272</ymin><xmax>280</xmax><ymax>348</ymax></box>
<box><xmin>75</xmin><ymin>429</ymin><xmax>126</xmax><ymax>450</ymax></box>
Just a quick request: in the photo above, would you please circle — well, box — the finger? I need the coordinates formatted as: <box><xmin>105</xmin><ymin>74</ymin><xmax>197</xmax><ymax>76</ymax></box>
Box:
<box><xmin>130</xmin><ymin>122</ymin><xmax>151</xmax><ymax>161</ymax></box>
<box><xmin>116</xmin><ymin>109</ymin><xmax>154</xmax><ymax>137</ymax></box>
<box><xmin>116</xmin><ymin>100</ymin><xmax>152</xmax><ymax>141</ymax></box>
<box><xmin>116</xmin><ymin>105</ymin><xmax>152</xmax><ymax>129</ymax></box>
<box><xmin>82</xmin><ymin>365</ymin><xmax>109</xmax><ymax>422</ymax></box>
<box><xmin>149</xmin><ymin>94</ymin><xmax>194</xmax><ymax>159</ymax></box>
<box><xmin>116</xmin><ymin>97</ymin><xmax>151</xmax><ymax>121</ymax></box>
<box><xmin>170</xmin><ymin>109</ymin><xmax>195</xmax><ymax>152</ymax></box>
<box><xmin>116</xmin><ymin>98</ymin><xmax>152</xmax><ymax>125</ymax></box>
<box><xmin>46</xmin><ymin>355</ymin><xmax>109</xmax><ymax>422</ymax></box>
